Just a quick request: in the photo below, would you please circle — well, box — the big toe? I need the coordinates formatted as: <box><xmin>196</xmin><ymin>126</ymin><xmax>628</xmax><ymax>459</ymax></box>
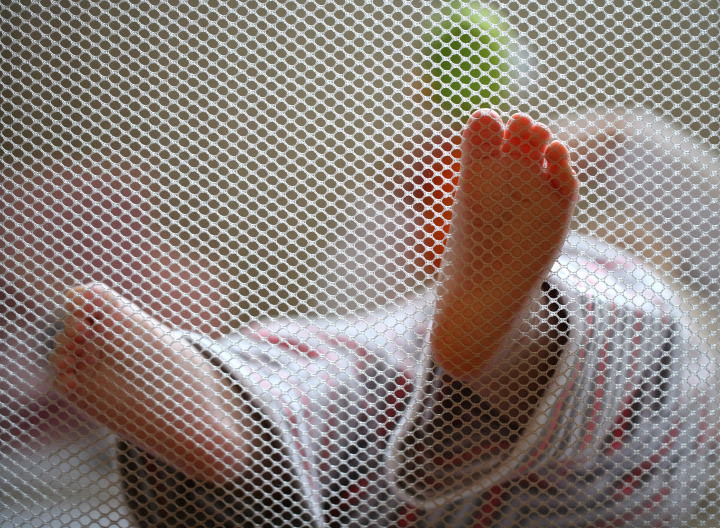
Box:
<box><xmin>461</xmin><ymin>109</ymin><xmax>505</xmax><ymax>160</ymax></box>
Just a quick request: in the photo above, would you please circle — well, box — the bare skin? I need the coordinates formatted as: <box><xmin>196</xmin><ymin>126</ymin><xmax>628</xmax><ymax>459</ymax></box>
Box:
<box><xmin>49</xmin><ymin>283</ymin><xmax>250</xmax><ymax>484</ymax></box>
<box><xmin>48</xmin><ymin>110</ymin><xmax>579</xmax><ymax>484</ymax></box>
<box><xmin>431</xmin><ymin>110</ymin><xmax>578</xmax><ymax>381</ymax></box>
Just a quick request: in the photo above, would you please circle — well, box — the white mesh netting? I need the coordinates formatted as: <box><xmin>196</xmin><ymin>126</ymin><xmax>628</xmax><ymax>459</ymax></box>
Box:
<box><xmin>2</xmin><ymin>1</ymin><xmax>720</xmax><ymax>527</ymax></box>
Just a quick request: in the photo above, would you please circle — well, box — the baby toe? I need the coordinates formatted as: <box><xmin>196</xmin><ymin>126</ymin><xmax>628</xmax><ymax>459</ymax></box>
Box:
<box><xmin>544</xmin><ymin>140</ymin><xmax>579</xmax><ymax>198</ymax></box>
<box><xmin>462</xmin><ymin>109</ymin><xmax>505</xmax><ymax>160</ymax></box>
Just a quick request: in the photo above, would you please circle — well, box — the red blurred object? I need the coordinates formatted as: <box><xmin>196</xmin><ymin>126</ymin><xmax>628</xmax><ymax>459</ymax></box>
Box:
<box><xmin>402</xmin><ymin>133</ymin><xmax>462</xmax><ymax>273</ymax></box>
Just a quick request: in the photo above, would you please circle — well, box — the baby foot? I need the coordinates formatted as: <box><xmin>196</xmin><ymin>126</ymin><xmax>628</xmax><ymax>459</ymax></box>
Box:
<box><xmin>50</xmin><ymin>283</ymin><xmax>250</xmax><ymax>484</ymax></box>
<box><xmin>432</xmin><ymin>111</ymin><xmax>578</xmax><ymax>381</ymax></box>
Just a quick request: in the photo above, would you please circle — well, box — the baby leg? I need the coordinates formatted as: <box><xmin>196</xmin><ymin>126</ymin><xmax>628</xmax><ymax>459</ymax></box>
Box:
<box><xmin>50</xmin><ymin>283</ymin><xmax>251</xmax><ymax>484</ymax></box>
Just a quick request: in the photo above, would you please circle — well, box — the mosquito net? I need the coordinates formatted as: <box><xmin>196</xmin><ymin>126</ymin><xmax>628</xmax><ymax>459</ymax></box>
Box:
<box><xmin>2</xmin><ymin>1</ymin><xmax>720</xmax><ymax>527</ymax></box>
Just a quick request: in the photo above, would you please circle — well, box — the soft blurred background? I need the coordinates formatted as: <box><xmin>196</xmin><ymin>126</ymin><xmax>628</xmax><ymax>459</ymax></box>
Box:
<box><xmin>2</xmin><ymin>0</ymin><xmax>720</xmax><ymax>526</ymax></box>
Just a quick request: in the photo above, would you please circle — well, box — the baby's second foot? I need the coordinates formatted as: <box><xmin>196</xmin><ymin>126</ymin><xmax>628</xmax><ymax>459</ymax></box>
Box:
<box><xmin>432</xmin><ymin>111</ymin><xmax>578</xmax><ymax>381</ymax></box>
<box><xmin>50</xmin><ymin>283</ymin><xmax>251</xmax><ymax>484</ymax></box>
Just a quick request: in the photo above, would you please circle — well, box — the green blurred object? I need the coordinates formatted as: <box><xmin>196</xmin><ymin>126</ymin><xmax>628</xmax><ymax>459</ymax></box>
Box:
<box><xmin>419</xmin><ymin>0</ymin><xmax>518</xmax><ymax>118</ymax></box>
